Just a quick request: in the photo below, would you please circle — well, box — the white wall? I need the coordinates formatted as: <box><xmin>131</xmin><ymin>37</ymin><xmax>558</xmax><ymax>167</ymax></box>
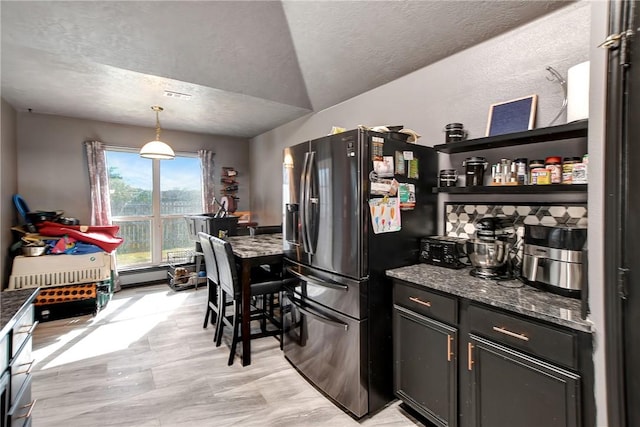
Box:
<box><xmin>251</xmin><ymin>2</ymin><xmax>590</xmax><ymax>226</ymax></box>
<box><xmin>1</xmin><ymin>99</ymin><xmax>18</xmax><ymax>287</ymax></box>
<box><xmin>15</xmin><ymin>113</ymin><xmax>251</xmax><ymax>223</ymax></box>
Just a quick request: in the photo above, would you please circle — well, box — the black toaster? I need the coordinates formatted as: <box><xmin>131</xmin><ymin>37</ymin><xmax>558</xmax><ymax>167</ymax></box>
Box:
<box><xmin>419</xmin><ymin>236</ymin><xmax>468</xmax><ymax>269</ymax></box>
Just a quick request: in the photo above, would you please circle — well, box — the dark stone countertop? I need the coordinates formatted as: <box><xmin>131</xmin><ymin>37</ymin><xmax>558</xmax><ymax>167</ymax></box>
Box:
<box><xmin>227</xmin><ymin>233</ymin><xmax>283</xmax><ymax>258</ymax></box>
<box><xmin>386</xmin><ymin>263</ymin><xmax>592</xmax><ymax>333</ymax></box>
<box><xmin>1</xmin><ymin>288</ymin><xmax>39</xmax><ymax>337</ymax></box>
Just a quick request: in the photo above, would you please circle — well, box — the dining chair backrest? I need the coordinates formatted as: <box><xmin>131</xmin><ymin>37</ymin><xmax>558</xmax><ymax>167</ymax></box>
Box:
<box><xmin>198</xmin><ymin>232</ymin><xmax>219</xmax><ymax>285</ymax></box>
<box><xmin>210</xmin><ymin>236</ymin><xmax>240</xmax><ymax>299</ymax></box>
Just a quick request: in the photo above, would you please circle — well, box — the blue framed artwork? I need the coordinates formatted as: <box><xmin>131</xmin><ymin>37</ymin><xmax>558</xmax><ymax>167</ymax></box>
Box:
<box><xmin>486</xmin><ymin>94</ymin><xmax>537</xmax><ymax>137</ymax></box>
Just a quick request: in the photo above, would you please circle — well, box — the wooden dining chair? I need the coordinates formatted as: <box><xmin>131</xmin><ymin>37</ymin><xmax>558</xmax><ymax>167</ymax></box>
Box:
<box><xmin>209</xmin><ymin>235</ymin><xmax>294</xmax><ymax>365</ymax></box>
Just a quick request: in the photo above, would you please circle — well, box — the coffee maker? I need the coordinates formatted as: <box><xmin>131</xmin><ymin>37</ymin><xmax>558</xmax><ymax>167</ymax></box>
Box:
<box><xmin>466</xmin><ymin>217</ymin><xmax>516</xmax><ymax>279</ymax></box>
<box><xmin>521</xmin><ymin>224</ymin><xmax>587</xmax><ymax>298</ymax></box>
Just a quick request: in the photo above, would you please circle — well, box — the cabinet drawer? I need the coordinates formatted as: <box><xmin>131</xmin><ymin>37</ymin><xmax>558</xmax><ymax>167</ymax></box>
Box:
<box><xmin>8</xmin><ymin>374</ymin><xmax>34</xmax><ymax>427</ymax></box>
<box><xmin>10</xmin><ymin>336</ymin><xmax>32</xmax><ymax>404</ymax></box>
<box><xmin>11</xmin><ymin>306</ymin><xmax>35</xmax><ymax>359</ymax></box>
<box><xmin>467</xmin><ymin>304</ymin><xmax>577</xmax><ymax>369</ymax></box>
<box><xmin>394</xmin><ymin>281</ymin><xmax>457</xmax><ymax>325</ymax></box>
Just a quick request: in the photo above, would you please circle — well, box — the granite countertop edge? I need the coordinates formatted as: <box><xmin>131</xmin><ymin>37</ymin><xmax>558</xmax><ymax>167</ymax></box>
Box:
<box><xmin>386</xmin><ymin>264</ymin><xmax>592</xmax><ymax>333</ymax></box>
<box><xmin>1</xmin><ymin>288</ymin><xmax>39</xmax><ymax>338</ymax></box>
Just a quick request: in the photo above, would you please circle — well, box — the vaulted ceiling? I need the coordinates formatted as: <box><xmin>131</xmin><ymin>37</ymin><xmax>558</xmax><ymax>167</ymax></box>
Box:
<box><xmin>1</xmin><ymin>1</ymin><xmax>573</xmax><ymax>138</ymax></box>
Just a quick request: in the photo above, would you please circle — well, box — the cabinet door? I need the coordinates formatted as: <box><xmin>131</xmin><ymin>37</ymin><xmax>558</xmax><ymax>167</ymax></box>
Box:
<box><xmin>468</xmin><ymin>334</ymin><xmax>580</xmax><ymax>427</ymax></box>
<box><xmin>393</xmin><ymin>305</ymin><xmax>457</xmax><ymax>427</ymax></box>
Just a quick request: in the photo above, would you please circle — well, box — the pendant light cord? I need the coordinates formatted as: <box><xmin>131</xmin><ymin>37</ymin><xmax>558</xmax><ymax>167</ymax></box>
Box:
<box><xmin>155</xmin><ymin>109</ymin><xmax>162</xmax><ymax>140</ymax></box>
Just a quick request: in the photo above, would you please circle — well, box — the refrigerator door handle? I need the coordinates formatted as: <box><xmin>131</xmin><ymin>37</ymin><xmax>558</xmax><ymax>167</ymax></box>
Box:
<box><xmin>301</xmin><ymin>151</ymin><xmax>318</xmax><ymax>254</ymax></box>
<box><xmin>289</xmin><ymin>296</ymin><xmax>349</xmax><ymax>331</ymax></box>
<box><xmin>286</xmin><ymin>267</ymin><xmax>349</xmax><ymax>292</ymax></box>
<box><xmin>300</xmin><ymin>152</ymin><xmax>311</xmax><ymax>253</ymax></box>
<box><xmin>305</xmin><ymin>151</ymin><xmax>320</xmax><ymax>254</ymax></box>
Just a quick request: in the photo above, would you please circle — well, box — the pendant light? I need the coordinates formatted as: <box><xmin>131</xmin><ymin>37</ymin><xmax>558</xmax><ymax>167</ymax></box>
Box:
<box><xmin>139</xmin><ymin>106</ymin><xmax>175</xmax><ymax>160</ymax></box>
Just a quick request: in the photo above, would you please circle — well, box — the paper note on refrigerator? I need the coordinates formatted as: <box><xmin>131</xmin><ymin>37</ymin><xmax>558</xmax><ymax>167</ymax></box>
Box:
<box><xmin>368</xmin><ymin>197</ymin><xmax>401</xmax><ymax>234</ymax></box>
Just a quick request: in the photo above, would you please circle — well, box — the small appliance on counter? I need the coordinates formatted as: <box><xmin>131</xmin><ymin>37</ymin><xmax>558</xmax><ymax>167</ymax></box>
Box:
<box><xmin>466</xmin><ymin>217</ymin><xmax>517</xmax><ymax>279</ymax></box>
<box><xmin>521</xmin><ymin>224</ymin><xmax>587</xmax><ymax>298</ymax></box>
<box><xmin>420</xmin><ymin>236</ymin><xmax>467</xmax><ymax>269</ymax></box>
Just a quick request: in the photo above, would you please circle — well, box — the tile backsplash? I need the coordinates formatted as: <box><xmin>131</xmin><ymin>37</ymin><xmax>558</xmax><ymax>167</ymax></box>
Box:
<box><xmin>445</xmin><ymin>203</ymin><xmax>588</xmax><ymax>239</ymax></box>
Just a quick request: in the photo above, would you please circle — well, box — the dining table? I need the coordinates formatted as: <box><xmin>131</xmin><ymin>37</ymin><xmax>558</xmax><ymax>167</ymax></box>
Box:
<box><xmin>226</xmin><ymin>233</ymin><xmax>284</xmax><ymax>366</ymax></box>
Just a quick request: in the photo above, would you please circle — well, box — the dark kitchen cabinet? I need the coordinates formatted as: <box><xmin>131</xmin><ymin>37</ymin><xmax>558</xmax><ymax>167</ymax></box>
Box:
<box><xmin>393</xmin><ymin>282</ymin><xmax>458</xmax><ymax>427</ymax></box>
<box><xmin>391</xmin><ymin>278</ymin><xmax>594</xmax><ymax>427</ymax></box>
<box><xmin>462</xmin><ymin>302</ymin><xmax>590</xmax><ymax>427</ymax></box>
<box><xmin>393</xmin><ymin>306</ymin><xmax>457</xmax><ymax>427</ymax></box>
<box><xmin>467</xmin><ymin>334</ymin><xmax>580</xmax><ymax>427</ymax></box>
<box><xmin>0</xmin><ymin>290</ymin><xmax>38</xmax><ymax>427</ymax></box>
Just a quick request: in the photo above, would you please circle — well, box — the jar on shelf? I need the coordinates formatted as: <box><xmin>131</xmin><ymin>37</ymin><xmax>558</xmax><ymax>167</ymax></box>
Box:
<box><xmin>545</xmin><ymin>156</ymin><xmax>562</xmax><ymax>184</ymax></box>
<box><xmin>562</xmin><ymin>157</ymin><xmax>581</xmax><ymax>184</ymax></box>
<box><xmin>463</xmin><ymin>157</ymin><xmax>488</xmax><ymax>186</ymax></box>
<box><xmin>514</xmin><ymin>158</ymin><xmax>528</xmax><ymax>185</ymax></box>
<box><xmin>438</xmin><ymin>169</ymin><xmax>458</xmax><ymax>187</ymax></box>
<box><xmin>529</xmin><ymin>160</ymin><xmax>545</xmax><ymax>184</ymax></box>
<box><xmin>444</xmin><ymin>123</ymin><xmax>467</xmax><ymax>143</ymax></box>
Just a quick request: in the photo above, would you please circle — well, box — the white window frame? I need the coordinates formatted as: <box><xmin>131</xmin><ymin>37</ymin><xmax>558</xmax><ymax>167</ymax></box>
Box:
<box><xmin>105</xmin><ymin>146</ymin><xmax>202</xmax><ymax>268</ymax></box>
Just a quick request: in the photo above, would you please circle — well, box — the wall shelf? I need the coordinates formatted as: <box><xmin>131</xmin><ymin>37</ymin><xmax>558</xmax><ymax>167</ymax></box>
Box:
<box><xmin>433</xmin><ymin>184</ymin><xmax>587</xmax><ymax>194</ymax></box>
<box><xmin>433</xmin><ymin>120</ymin><xmax>588</xmax><ymax>154</ymax></box>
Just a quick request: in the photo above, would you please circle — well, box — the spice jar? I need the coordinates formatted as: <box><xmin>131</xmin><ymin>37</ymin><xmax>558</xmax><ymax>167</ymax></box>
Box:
<box><xmin>514</xmin><ymin>158</ymin><xmax>528</xmax><ymax>185</ymax></box>
<box><xmin>573</xmin><ymin>155</ymin><xmax>588</xmax><ymax>184</ymax></box>
<box><xmin>545</xmin><ymin>156</ymin><xmax>562</xmax><ymax>184</ymax></box>
<box><xmin>529</xmin><ymin>160</ymin><xmax>544</xmax><ymax>184</ymax></box>
<box><xmin>562</xmin><ymin>157</ymin><xmax>581</xmax><ymax>184</ymax></box>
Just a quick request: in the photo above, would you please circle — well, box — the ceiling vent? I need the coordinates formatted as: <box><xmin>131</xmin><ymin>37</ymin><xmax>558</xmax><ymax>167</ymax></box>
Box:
<box><xmin>163</xmin><ymin>90</ymin><xmax>192</xmax><ymax>100</ymax></box>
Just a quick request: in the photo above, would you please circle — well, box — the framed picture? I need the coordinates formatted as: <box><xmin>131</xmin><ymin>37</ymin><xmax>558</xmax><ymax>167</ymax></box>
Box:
<box><xmin>486</xmin><ymin>94</ymin><xmax>537</xmax><ymax>137</ymax></box>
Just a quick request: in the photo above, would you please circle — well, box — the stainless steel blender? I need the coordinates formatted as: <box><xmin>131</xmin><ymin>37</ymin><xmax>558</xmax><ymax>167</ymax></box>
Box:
<box><xmin>465</xmin><ymin>217</ymin><xmax>517</xmax><ymax>279</ymax></box>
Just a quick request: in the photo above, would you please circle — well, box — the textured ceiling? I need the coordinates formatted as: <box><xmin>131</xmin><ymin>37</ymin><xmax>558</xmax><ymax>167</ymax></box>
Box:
<box><xmin>1</xmin><ymin>1</ymin><xmax>573</xmax><ymax>139</ymax></box>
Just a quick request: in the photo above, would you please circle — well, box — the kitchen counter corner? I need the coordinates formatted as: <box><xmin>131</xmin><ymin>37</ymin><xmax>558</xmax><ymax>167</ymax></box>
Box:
<box><xmin>386</xmin><ymin>263</ymin><xmax>591</xmax><ymax>333</ymax></box>
<box><xmin>1</xmin><ymin>288</ymin><xmax>39</xmax><ymax>337</ymax></box>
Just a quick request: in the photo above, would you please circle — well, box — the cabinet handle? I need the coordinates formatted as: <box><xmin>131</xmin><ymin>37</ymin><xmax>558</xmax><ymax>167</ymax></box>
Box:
<box><xmin>447</xmin><ymin>335</ymin><xmax>454</xmax><ymax>362</ymax></box>
<box><xmin>467</xmin><ymin>342</ymin><xmax>474</xmax><ymax>371</ymax></box>
<box><xmin>409</xmin><ymin>296</ymin><xmax>431</xmax><ymax>307</ymax></box>
<box><xmin>492</xmin><ymin>326</ymin><xmax>529</xmax><ymax>341</ymax></box>
<box><xmin>16</xmin><ymin>399</ymin><xmax>37</xmax><ymax>420</ymax></box>
<box><xmin>13</xmin><ymin>359</ymin><xmax>36</xmax><ymax>376</ymax></box>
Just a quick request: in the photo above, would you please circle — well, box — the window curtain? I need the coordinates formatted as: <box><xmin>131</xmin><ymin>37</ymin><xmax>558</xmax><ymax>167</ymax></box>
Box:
<box><xmin>199</xmin><ymin>149</ymin><xmax>216</xmax><ymax>213</ymax></box>
<box><xmin>84</xmin><ymin>140</ymin><xmax>121</xmax><ymax>292</ymax></box>
<box><xmin>84</xmin><ymin>141</ymin><xmax>112</xmax><ymax>225</ymax></box>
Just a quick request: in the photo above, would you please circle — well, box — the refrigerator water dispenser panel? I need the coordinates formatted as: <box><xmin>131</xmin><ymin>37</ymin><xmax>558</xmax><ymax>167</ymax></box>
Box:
<box><xmin>285</xmin><ymin>203</ymin><xmax>299</xmax><ymax>245</ymax></box>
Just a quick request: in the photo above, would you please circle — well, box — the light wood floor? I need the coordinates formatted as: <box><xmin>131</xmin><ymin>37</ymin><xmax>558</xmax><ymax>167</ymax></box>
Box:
<box><xmin>32</xmin><ymin>283</ymin><xmax>427</xmax><ymax>426</ymax></box>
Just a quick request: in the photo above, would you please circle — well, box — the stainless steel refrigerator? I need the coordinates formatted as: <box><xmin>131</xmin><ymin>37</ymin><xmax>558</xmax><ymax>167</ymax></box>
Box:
<box><xmin>281</xmin><ymin>128</ymin><xmax>438</xmax><ymax>417</ymax></box>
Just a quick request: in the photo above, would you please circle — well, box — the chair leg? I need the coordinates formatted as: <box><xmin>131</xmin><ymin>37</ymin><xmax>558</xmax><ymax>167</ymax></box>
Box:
<box><xmin>203</xmin><ymin>281</ymin><xmax>218</xmax><ymax>329</ymax></box>
<box><xmin>260</xmin><ymin>295</ymin><xmax>268</xmax><ymax>333</ymax></box>
<box><xmin>269</xmin><ymin>293</ymin><xmax>277</xmax><ymax>322</ymax></box>
<box><xmin>279</xmin><ymin>291</ymin><xmax>284</xmax><ymax>351</ymax></box>
<box><xmin>210</xmin><ymin>285</ymin><xmax>218</xmax><ymax>326</ymax></box>
<box><xmin>228</xmin><ymin>300</ymin><xmax>240</xmax><ymax>366</ymax></box>
<box><xmin>203</xmin><ymin>306</ymin><xmax>210</xmax><ymax>329</ymax></box>
<box><xmin>215</xmin><ymin>288</ymin><xmax>225</xmax><ymax>347</ymax></box>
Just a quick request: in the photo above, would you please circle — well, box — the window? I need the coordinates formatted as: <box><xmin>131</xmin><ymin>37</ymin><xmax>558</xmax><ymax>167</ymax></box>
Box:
<box><xmin>105</xmin><ymin>150</ymin><xmax>203</xmax><ymax>268</ymax></box>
